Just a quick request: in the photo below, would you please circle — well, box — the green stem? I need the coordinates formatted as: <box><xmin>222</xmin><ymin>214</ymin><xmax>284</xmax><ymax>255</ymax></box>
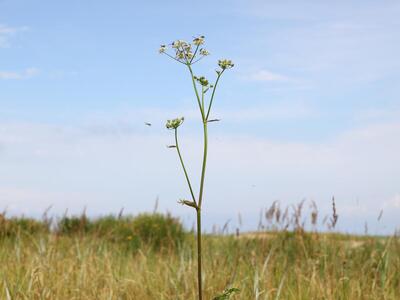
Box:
<box><xmin>186</xmin><ymin>59</ymin><xmax>211</xmax><ymax>300</ymax></box>
<box><xmin>162</xmin><ymin>52</ymin><xmax>187</xmax><ymax>65</ymax></box>
<box><xmin>201</xmin><ymin>86</ymin><xmax>205</xmax><ymax>112</ymax></box>
<box><xmin>187</xmin><ymin>64</ymin><xmax>205</xmax><ymax>120</ymax></box>
<box><xmin>198</xmin><ymin>121</ymin><xmax>208</xmax><ymax>208</ymax></box>
<box><xmin>195</xmin><ymin>121</ymin><xmax>208</xmax><ymax>300</ymax></box>
<box><xmin>196</xmin><ymin>208</ymin><xmax>203</xmax><ymax>300</ymax></box>
<box><xmin>175</xmin><ymin>129</ymin><xmax>197</xmax><ymax>204</ymax></box>
<box><xmin>190</xmin><ymin>44</ymin><xmax>200</xmax><ymax>64</ymax></box>
<box><xmin>206</xmin><ymin>70</ymin><xmax>224</xmax><ymax>120</ymax></box>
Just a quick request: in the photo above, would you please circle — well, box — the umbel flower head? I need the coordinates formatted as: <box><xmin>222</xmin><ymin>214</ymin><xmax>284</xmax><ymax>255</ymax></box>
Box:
<box><xmin>166</xmin><ymin>117</ymin><xmax>184</xmax><ymax>130</ymax></box>
<box><xmin>199</xmin><ymin>48</ymin><xmax>209</xmax><ymax>56</ymax></box>
<box><xmin>159</xmin><ymin>35</ymin><xmax>235</xmax><ymax>73</ymax></box>
<box><xmin>218</xmin><ymin>59</ymin><xmax>234</xmax><ymax>70</ymax></box>
<box><xmin>158</xmin><ymin>35</ymin><xmax>210</xmax><ymax>64</ymax></box>
<box><xmin>171</xmin><ymin>40</ymin><xmax>189</xmax><ymax>49</ymax></box>
<box><xmin>193</xmin><ymin>35</ymin><xmax>205</xmax><ymax>46</ymax></box>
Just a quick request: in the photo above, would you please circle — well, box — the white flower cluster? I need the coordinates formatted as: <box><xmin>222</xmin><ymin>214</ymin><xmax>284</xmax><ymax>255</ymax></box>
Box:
<box><xmin>199</xmin><ymin>49</ymin><xmax>209</xmax><ymax>56</ymax></box>
<box><xmin>159</xmin><ymin>35</ymin><xmax>210</xmax><ymax>64</ymax></box>
<box><xmin>218</xmin><ymin>59</ymin><xmax>234</xmax><ymax>70</ymax></box>
<box><xmin>166</xmin><ymin>117</ymin><xmax>185</xmax><ymax>130</ymax></box>
<box><xmin>193</xmin><ymin>35</ymin><xmax>205</xmax><ymax>46</ymax></box>
<box><xmin>159</xmin><ymin>45</ymin><xmax>167</xmax><ymax>53</ymax></box>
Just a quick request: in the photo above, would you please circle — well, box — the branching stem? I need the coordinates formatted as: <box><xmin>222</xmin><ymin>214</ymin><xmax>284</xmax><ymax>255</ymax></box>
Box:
<box><xmin>198</xmin><ymin>120</ymin><xmax>208</xmax><ymax>209</ymax></box>
<box><xmin>174</xmin><ymin>129</ymin><xmax>197</xmax><ymax>204</ymax></box>
<box><xmin>187</xmin><ymin>64</ymin><xmax>205</xmax><ymax>121</ymax></box>
<box><xmin>206</xmin><ymin>70</ymin><xmax>224</xmax><ymax>120</ymax></box>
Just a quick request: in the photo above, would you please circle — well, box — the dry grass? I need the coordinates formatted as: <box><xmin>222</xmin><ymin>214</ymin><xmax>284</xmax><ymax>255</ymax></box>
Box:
<box><xmin>1</xmin><ymin>230</ymin><xmax>399</xmax><ymax>300</ymax></box>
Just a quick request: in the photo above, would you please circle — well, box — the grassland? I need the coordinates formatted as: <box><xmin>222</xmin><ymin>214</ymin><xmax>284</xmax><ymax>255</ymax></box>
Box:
<box><xmin>0</xmin><ymin>212</ymin><xmax>399</xmax><ymax>299</ymax></box>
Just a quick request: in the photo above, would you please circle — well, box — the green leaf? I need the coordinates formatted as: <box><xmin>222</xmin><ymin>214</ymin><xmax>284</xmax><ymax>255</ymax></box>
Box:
<box><xmin>213</xmin><ymin>288</ymin><xmax>240</xmax><ymax>300</ymax></box>
<box><xmin>178</xmin><ymin>199</ymin><xmax>198</xmax><ymax>209</ymax></box>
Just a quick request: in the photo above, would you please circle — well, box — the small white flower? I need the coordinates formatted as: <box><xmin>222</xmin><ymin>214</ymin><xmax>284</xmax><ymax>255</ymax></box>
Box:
<box><xmin>200</xmin><ymin>48</ymin><xmax>210</xmax><ymax>56</ymax></box>
<box><xmin>218</xmin><ymin>59</ymin><xmax>234</xmax><ymax>70</ymax></box>
<box><xmin>172</xmin><ymin>40</ymin><xmax>188</xmax><ymax>49</ymax></box>
<box><xmin>183</xmin><ymin>43</ymin><xmax>191</xmax><ymax>51</ymax></box>
<box><xmin>193</xmin><ymin>35</ymin><xmax>205</xmax><ymax>46</ymax></box>
<box><xmin>176</xmin><ymin>51</ymin><xmax>185</xmax><ymax>59</ymax></box>
<box><xmin>186</xmin><ymin>52</ymin><xmax>194</xmax><ymax>59</ymax></box>
<box><xmin>166</xmin><ymin>117</ymin><xmax>185</xmax><ymax>130</ymax></box>
<box><xmin>159</xmin><ymin>45</ymin><xmax>167</xmax><ymax>53</ymax></box>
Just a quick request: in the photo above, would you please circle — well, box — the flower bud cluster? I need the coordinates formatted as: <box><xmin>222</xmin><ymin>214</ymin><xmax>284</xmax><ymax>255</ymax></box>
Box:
<box><xmin>218</xmin><ymin>59</ymin><xmax>234</xmax><ymax>70</ymax></box>
<box><xmin>194</xmin><ymin>76</ymin><xmax>209</xmax><ymax>87</ymax></box>
<box><xmin>166</xmin><ymin>117</ymin><xmax>184</xmax><ymax>130</ymax></box>
<box><xmin>159</xmin><ymin>45</ymin><xmax>167</xmax><ymax>53</ymax></box>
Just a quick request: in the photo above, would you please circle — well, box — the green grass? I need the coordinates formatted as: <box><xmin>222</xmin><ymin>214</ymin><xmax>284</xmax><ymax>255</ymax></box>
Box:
<box><xmin>0</xmin><ymin>213</ymin><xmax>399</xmax><ymax>299</ymax></box>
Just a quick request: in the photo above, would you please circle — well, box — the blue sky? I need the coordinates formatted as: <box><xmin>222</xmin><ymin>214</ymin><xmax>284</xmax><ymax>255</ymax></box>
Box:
<box><xmin>1</xmin><ymin>0</ymin><xmax>400</xmax><ymax>234</ymax></box>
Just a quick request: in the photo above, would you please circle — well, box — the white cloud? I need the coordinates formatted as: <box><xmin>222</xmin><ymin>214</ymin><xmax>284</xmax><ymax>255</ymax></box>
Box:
<box><xmin>0</xmin><ymin>68</ymin><xmax>39</xmax><ymax>80</ymax></box>
<box><xmin>0</xmin><ymin>24</ymin><xmax>29</xmax><ymax>48</ymax></box>
<box><xmin>242</xmin><ymin>69</ymin><xmax>289</xmax><ymax>82</ymax></box>
<box><xmin>0</xmin><ymin>187</ymin><xmax>74</xmax><ymax>216</ymax></box>
<box><xmin>0</xmin><ymin>115</ymin><xmax>399</xmax><ymax>233</ymax></box>
<box><xmin>238</xmin><ymin>1</ymin><xmax>400</xmax><ymax>24</ymax></box>
<box><xmin>232</xmin><ymin>1</ymin><xmax>400</xmax><ymax>86</ymax></box>
<box><xmin>220</xmin><ymin>102</ymin><xmax>314</xmax><ymax>121</ymax></box>
<box><xmin>383</xmin><ymin>194</ymin><xmax>400</xmax><ymax>209</ymax></box>
<box><xmin>79</xmin><ymin>102</ymin><xmax>315</xmax><ymax>133</ymax></box>
<box><xmin>353</xmin><ymin>109</ymin><xmax>400</xmax><ymax>124</ymax></box>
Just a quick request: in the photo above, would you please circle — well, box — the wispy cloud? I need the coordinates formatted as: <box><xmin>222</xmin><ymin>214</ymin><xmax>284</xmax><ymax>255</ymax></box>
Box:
<box><xmin>220</xmin><ymin>102</ymin><xmax>315</xmax><ymax>121</ymax></box>
<box><xmin>242</xmin><ymin>69</ymin><xmax>289</xmax><ymax>82</ymax></box>
<box><xmin>233</xmin><ymin>1</ymin><xmax>400</xmax><ymax>86</ymax></box>
<box><xmin>353</xmin><ymin>108</ymin><xmax>400</xmax><ymax>124</ymax></box>
<box><xmin>78</xmin><ymin>103</ymin><xmax>316</xmax><ymax>135</ymax></box>
<box><xmin>0</xmin><ymin>117</ymin><xmax>399</xmax><ymax>232</ymax></box>
<box><xmin>0</xmin><ymin>68</ymin><xmax>39</xmax><ymax>80</ymax></box>
<box><xmin>0</xmin><ymin>24</ymin><xmax>29</xmax><ymax>48</ymax></box>
<box><xmin>383</xmin><ymin>194</ymin><xmax>400</xmax><ymax>209</ymax></box>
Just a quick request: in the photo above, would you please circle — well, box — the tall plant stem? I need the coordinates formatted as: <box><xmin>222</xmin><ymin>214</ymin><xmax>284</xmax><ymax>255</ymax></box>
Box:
<box><xmin>161</xmin><ymin>37</ymin><xmax>234</xmax><ymax>300</ymax></box>
<box><xmin>196</xmin><ymin>119</ymin><xmax>208</xmax><ymax>300</ymax></box>
<box><xmin>196</xmin><ymin>208</ymin><xmax>203</xmax><ymax>300</ymax></box>
<box><xmin>185</xmin><ymin>62</ymin><xmax>210</xmax><ymax>300</ymax></box>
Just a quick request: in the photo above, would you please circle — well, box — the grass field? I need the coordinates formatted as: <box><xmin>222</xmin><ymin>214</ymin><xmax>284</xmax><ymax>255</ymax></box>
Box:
<box><xmin>0</xmin><ymin>212</ymin><xmax>399</xmax><ymax>300</ymax></box>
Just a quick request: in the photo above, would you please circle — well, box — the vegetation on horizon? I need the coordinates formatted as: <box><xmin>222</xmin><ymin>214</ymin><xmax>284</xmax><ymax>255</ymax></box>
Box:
<box><xmin>0</xmin><ymin>208</ymin><xmax>399</xmax><ymax>299</ymax></box>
